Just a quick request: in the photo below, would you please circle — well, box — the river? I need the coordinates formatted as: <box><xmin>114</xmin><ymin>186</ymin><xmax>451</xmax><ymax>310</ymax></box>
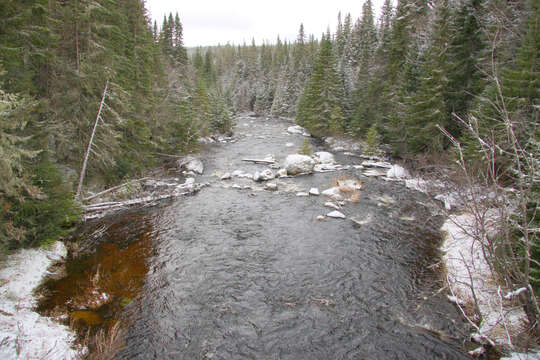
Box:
<box><xmin>38</xmin><ymin>114</ymin><xmax>473</xmax><ymax>359</ymax></box>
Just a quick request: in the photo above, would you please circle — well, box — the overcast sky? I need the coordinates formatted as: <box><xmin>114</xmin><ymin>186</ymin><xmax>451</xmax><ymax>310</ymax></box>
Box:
<box><xmin>146</xmin><ymin>0</ymin><xmax>388</xmax><ymax>47</ymax></box>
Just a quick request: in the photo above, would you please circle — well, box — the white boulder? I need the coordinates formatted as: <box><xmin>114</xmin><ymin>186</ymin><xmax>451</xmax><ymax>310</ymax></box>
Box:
<box><xmin>177</xmin><ymin>157</ymin><xmax>204</xmax><ymax>174</ymax></box>
<box><xmin>287</xmin><ymin>125</ymin><xmax>305</xmax><ymax>135</ymax></box>
<box><xmin>312</xmin><ymin>151</ymin><xmax>335</xmax><ymax>164</ymax></box>
<box><xmin>283</xmin><ymin>154</ymin><xmax>315</xmax><ymax>175</ymax></box>
<box><xmin>264</xmin><ymin>182</ymin><xmax>278</xmax><ymax>191</ymax></box>
<box><xmin>309</xmin><ymin>188</ymin><xmax>320</xmax><ymax>196</ymax></box>
<box><xmin>327</xmin><ymin>211</ymin><xmax>346</xmax><ymax>219</ymax></box>
<box><xmin>386</xmin><ymin>165</ymin><xmax>410</xmax><ymax>179</ymax></box>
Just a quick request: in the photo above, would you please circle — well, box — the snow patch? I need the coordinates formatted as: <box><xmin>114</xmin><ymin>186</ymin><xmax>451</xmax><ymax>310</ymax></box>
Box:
<box><xmin>0</xmin><ymin>242</ymin><xmax>82</xmax><ymax>359</ymax></box>
<box><xmin>442</xmin><ymin>212</ymin><xmax>529</xmax><ymax>347</ymax></box>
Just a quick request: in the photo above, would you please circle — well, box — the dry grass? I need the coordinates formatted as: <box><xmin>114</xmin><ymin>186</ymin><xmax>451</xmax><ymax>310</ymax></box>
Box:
<box><xmin>350</xmin><ymin>191</ymin><xmax>360</xmax><ymax>204</ymax></box>
<box><xmin>332</xmin><ymin>177</ymin><xmax>362</xmax><ymax>202</ymax></box>
<box><xmin>82</xmin><ymin>320</ymin><xmax>125</xmax><ymax>360</ymax></box>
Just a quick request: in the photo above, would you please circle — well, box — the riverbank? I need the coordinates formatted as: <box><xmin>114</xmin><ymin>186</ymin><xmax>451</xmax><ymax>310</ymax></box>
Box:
<box><xmin>0</xmin><ymin>242</ymin><xmax>83</xmax><ymax>359</ymax></box>
<box><xmin>442</xmin><ymin>213</ymin><xmax>539</xmax><ymax>360</ymax></box>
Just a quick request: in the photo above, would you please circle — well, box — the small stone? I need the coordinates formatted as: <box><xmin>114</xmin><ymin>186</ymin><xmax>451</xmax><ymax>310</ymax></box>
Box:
<box><xmin>316</xmin><ymin>215</ymin><xmax>326</xmax><ymax>221</ymax></box>
<box><xmin>324</xmin><ymin>202</ymin><xmax>341</xmax><ymax>210</ymax></box>
<box><xmin>277</xmin><ymin>168</ymin><xmax>288</xmax><ymax>178</ymax></box>
<box><xmin>309</xmin><ymin>188</ymin><xmax>320</xmax><ymax>196</ymax></box>
<box><xmin>285</xmin><ymin>142</ymin><xmax>294</xmax><ymax>147</ymax></box>
<box><xmin>220</xmin><ymin>173</ymin><xmax>231</xmax><ymax>180</ymax></box>
<box><xmin>264</xmin><ymin>182</ymin><xmax>278</xmax><ymax>191</ymax></box>
<box><xmin>327</xmin><ymin>211</ymin><xmax>346</xmax><ymax>219</ymax></box>
<box><xmin>232</xmin><ymin>184</ymin><xmax>242</xmax><ymax>189</ymax></box>
<box><xmin>296</xmin><ymin>192</ymin><xmax>309</xmax><ymax>197</ymax></box>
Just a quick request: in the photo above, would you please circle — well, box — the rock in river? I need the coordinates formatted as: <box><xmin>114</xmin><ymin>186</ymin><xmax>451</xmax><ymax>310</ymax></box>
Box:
<box><xmin>283</xmin><ymin>154</ymin><xmax>315</xmax><ymax>176</ymax></box>
<box><xmin>264</xmin><ymin>182</ymin><xmax>278</xmax><ymax>191</ymax></box>
<box><xmin>177</xmin><ymin>156</ymin><xmax>204</xmax><ymax>175</ymax></box>
<box><xmin>327</xmin><ymin>210</ymin><xmax>346</xmax><ymax>219</ymax></box>
<box><xmin>312</xmin><ymin>151</ymin><xmax>335</xmax><ymax>165</ymax></box>
<box><xmin>253</xmin><ymin>169</ymin><xmax>275</xmax><ymax>182</ymax></box>
<box><xmin>386</xmin><ymin>164</ymin><xmax>410</xmax><ymax>179</ymax></box>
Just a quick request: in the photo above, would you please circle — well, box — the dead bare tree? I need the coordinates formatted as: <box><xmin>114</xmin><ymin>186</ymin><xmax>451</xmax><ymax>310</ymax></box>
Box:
<box><xmin>76</xmin><ymin>80</ymin><xmax>109</xmax><ymax>199</ymax></box>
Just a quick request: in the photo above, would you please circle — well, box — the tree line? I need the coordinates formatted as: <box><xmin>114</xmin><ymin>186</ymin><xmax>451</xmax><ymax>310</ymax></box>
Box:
<box><xmin>0</xmin><ymin>0</ymin><xmax>230</xmax><ymax>252</ymax></box>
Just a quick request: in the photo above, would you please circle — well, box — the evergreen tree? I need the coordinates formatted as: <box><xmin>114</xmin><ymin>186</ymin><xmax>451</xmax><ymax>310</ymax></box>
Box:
<box><xmin>405</xmin><ymin>0</ymin><xmax>453</xmax><ymax>153</ymax></box>
<box><xmin>173</xmin><ymin>13</ymin><xmax>188</xmax><ymax>66</ymax></box>
<box><xmin>0</xmin><ymin>0</ymin><xmax>55</xmax><ymax>95</ymax></box>
<box><xmin>446</xmin><ymin>0</ymin><xmax>486</xmax><ymax>136</ymax></box>
<box><xmin>296</xmin><ymin>34</ymin><xmax>345</xmax><ymax>136</ymax></box>
<box><xmin>351</xmin><ymin>0</ymin><xmax>379</xmax><ymax>135</ymax></box>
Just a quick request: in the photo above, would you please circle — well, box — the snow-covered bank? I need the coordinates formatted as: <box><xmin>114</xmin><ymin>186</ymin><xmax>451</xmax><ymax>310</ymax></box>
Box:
<box><xmin>442</xmin><ymin>214</ymin><xmax>524</xmax><ymax>341</ymax></box>
<box><xmin>0</xmin><ymin>242</ymin><xmax>82</xmax><ymax>359</ymax></box>
<box><xmin>441</xmin><ymin>213</ymin><xmax>539</xmax><ymax>359</ymax></box>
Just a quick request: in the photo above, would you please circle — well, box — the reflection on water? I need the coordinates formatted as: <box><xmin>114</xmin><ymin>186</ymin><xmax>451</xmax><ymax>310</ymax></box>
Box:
<box><xmin>37</xmin><ymin>211</ymin><xmax>156</xmax><ymax>351</ymax></box>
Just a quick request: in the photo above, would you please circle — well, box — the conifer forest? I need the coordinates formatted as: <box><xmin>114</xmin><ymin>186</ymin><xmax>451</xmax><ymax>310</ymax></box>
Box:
<box><xmin>0</xmin><ymin>0</ymin><xmax>539</xmax><ymax>357</ymax></box>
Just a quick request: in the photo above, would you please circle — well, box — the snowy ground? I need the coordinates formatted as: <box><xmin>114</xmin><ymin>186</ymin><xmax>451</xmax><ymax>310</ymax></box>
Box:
<box><xmin>0</xmin><ymin>242</ymin><xmax>83</xmax><ymax>359</ymax></box>
<box><xmin>441</xmin><ymin>213</ymin><xmax>540</xmax><ymax>359</ymax></box>
<box><xmin>405</xmin><ymin>173</ymin><xmax>539</xmax><ymax>359</ymax></box>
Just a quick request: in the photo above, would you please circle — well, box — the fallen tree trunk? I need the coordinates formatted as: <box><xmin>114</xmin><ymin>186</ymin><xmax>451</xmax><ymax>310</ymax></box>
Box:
<box><xmin>82</xmin><ymin>181</ymin><xmax>208</xmax><ymax>220</ymax></box>
<box><xmin>82</xmin><ymin>177</ymin><xmax>149</xmax><ymax>202</ymax></box>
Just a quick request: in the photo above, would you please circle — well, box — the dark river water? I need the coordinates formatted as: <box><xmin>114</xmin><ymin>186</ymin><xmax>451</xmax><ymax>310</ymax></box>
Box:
<box><xmin>38</xmin><ymin>115</ymin><xmax>473</xmax><ymax>359</ymax></box>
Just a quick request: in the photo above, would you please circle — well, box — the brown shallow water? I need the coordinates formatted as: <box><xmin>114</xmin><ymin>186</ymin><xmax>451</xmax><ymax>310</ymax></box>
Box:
<box><xmin>38</xmin><ymin>115</ymin><xmax>474</xmax><ymax>359</ymax></box>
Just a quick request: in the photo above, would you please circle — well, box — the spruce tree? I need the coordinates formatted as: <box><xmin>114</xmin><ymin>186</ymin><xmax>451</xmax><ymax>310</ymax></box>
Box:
<box><xmin>446</xmin><ymin>0</ymin><xmax>486</xmax><ymax>137</ymax></box>
<box><xmin>351</xmin><ymin>0</ymin><xmax>378</xmax><ymax>135</ymax></box>
<box><xmin>405</xmin><ymin>0</ymin><xmax>453</xmax><ymax>153</ymax></box>
<box><xmin>296</xmin><ymin>34</ymin><xmax>345</xmax><ymax>136</ymax></box>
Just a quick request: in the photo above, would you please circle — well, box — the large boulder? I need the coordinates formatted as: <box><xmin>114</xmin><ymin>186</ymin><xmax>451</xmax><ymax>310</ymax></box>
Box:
<box><xmin>312</xmin><ymin>151</ymin><xmax>335</xmax><ymax>164</ymax></box>
<box><xmin>283</xmin><ymin>154</ymin><xmax>315</xmax><ymax>175</ymax></box>
<box><xmin>177</xmin><ymin>156</ymin><xmax>204</xmax><ymax>175</ymax></box>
